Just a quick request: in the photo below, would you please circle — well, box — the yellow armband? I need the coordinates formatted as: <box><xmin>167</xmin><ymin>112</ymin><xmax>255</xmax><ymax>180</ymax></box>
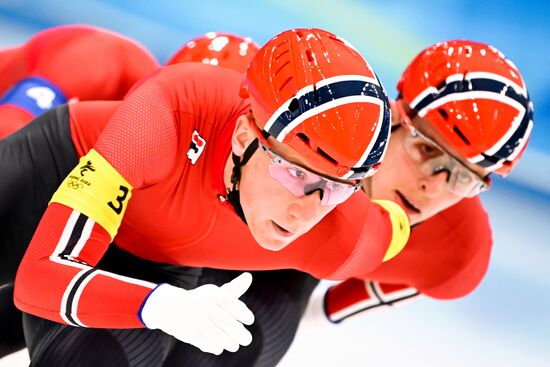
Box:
<box><xmin>372</xmin><ymin>199</ymin><xmax>411</xmax><ymax>262</ymax></box>
<box><xmin>50</xmin><ymin>149</ymin><xmax>133</xmax><ymax>240</ymax></box>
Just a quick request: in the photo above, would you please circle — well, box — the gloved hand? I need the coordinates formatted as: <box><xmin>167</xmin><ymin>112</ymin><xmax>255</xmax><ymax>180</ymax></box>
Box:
<box><xmin>140</xmin><ymin>272</ymin><xmax>255</xmax><ymax>355</ymax></box>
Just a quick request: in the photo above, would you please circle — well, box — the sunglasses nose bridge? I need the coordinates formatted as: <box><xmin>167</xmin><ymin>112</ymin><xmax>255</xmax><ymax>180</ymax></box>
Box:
<box><xmin>304</xmin><ymin>180</ymin><xmax>326</xmax><ymax>201</ymax></box>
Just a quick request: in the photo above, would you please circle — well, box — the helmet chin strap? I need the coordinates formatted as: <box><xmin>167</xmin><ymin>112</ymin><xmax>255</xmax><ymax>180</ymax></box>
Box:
<box><xmin>226</xmin><ymin>138</ymin><xmax>259</xmax><ymax>224</ymax></box>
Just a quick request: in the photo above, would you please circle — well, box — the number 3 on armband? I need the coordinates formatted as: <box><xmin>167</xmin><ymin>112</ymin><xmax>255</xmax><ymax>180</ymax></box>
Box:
<box><xmin>108</xmin><ymin>185</ymin><xmax>129</xmax><ymax>215</ymax></box>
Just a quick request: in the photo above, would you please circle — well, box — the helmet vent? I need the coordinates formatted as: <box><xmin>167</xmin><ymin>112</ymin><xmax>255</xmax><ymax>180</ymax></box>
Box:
<box><xmin>438</xmin><ymin>108</ymin><xmax>449</xmax><ymax>120</ymax></box>
<box><xmin>274</xmin><ymin>49</ymin><xmax>290</xmax><ymax>61</ymax></box>
<box><xmin>316</xmin><ymin>147</ymin><xmax>337</xmax><ymax>164</ymax></box>
<box><xmin>276</xmin><ymin>39</ymin><xmax>290</xmax><ymax>48</ymax></box>
<box><xmin>278</xmin><ymin>76</ymin><xmax>293</xmax><ymax>92</ymax></box>
<box><xmin>328</xmin><ymin>35</ymin><xmax>344</xmax><ymax>44</ymax></box>
<box><xmin>306</xmin><ymin>49</ymin><xmax>315</xmax><ymax>63</ymax></box>
<box><xmin>274</xmin><ymin>60</ymin><xmax>290</xmax><ymax>76</ymax></box>
<box><xmin>453</xmin><ymin>125</ymin><xmax>471</xmax><ymax>145</ymax></box>
<box><xmin>296</xmin><ymin>132</ymin><xmax>310</xmax><ymax>145</ymax></box>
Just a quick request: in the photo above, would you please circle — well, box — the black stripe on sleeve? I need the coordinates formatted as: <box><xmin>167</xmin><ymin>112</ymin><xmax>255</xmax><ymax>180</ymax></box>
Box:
<box><xmin>65</xmin><ymin>268</ymin><xmax>96</xmax><ymax>326</ymax></box>
<box><xmin>60</xmin><ymin>213</ymin><xmax>88</xmax><ymax>259</ymax></box>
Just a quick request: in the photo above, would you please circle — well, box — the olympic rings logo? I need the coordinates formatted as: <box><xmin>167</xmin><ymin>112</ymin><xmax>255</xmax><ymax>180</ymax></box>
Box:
<box><xmin>67</xmin><ymin>178</ymin><xmax>83</xmax><ymax>190</ymax></box>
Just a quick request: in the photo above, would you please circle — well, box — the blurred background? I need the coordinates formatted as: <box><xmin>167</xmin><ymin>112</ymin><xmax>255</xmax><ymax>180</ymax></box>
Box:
<box><xmin>0</xmin><ymin>0</ymin><xmax>548</xmax><ymax>366</ymax></box>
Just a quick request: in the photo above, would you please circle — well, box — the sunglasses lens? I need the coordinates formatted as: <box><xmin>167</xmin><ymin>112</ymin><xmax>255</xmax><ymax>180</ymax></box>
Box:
<box><xmin>403</xmin><ymin>132</ymin><xmax>488</xmax><ymax>197</ymax></box>
<box><xmin>264</xmin><ymin>148</ymin><xmax>357</xmax><ymax>205</ymax></box>
<box><xmin>319</xmin><ymin>183</ymin><xmax>357</xmax><ymax>205</ymax></box>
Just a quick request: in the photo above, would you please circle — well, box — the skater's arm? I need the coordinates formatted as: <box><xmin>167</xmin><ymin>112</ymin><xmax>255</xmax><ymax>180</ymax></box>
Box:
<box><xmin>14</xmin><ymin>77</ymin><xmax>178</xmax><ymax>328</ymax></box>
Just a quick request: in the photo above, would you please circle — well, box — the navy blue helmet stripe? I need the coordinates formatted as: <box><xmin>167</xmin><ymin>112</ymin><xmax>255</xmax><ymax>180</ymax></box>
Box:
<box><xmin>266</xmin><ymin>80</ymin><xmax>387</xmax><ymax>138</ymax></box>
<box><xmin>489</xmin><ymin>105</ymin><xmax>532</xmax><ymax>160</ymax></box>
<box><xmin>353</xmin><ymin>97</ymin><xmax>391</xmax><ymax>175</ymax></box>
<box><xmin>474</xmin><ymin>105</ymin><xmax>533</xmax><ymax>167</ymax></box>
<box><xmin>412</xmin><ymin>76</ymin><xmax>532</xmax><ymax>167</ymax></box>
<box><xmin>413</xmin><ymin>77</ymin><xmax>530</xmax><ymax>113</ymax></box>
<box><xmin>366</xmin><ymin>73</ymin><xmax>390</xmax><ymax>169</ymax></box>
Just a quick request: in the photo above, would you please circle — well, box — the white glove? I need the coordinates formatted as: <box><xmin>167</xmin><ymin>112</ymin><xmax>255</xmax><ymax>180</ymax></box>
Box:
<box><xmin>140</xmin><ymin>272</ymin><xmax>255</xmax><ymax>355</ymax></box>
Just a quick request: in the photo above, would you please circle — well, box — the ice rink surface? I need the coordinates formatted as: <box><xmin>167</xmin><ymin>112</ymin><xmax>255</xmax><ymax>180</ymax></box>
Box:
<box><xmin>279</xmin><ymin>182</ymin><xmax>550</xmax><ymax>367</ymax></box>
<box><xmin>1</xmin><ymin>180</ymin><xmax>548</xmax><ymax>366</ymax></box>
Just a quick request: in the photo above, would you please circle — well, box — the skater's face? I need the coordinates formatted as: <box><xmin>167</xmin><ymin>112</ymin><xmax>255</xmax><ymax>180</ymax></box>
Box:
<box><xmin>367</xmin><ymin>99</ymin><xmax>489</xmax><ymax>225</ymax></box>
<box><xmin>230</xmin><ymin>115</ymin><xmax>348</xmax><ymax>251</ymax></box>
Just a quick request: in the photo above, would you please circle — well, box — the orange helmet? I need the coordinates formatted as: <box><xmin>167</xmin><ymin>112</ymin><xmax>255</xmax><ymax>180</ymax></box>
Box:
<box><xmin>397</xmin><ymin>40</ymin><xmax>534</xmax><ymax>176</ymax></box>
<box><xmin>240</xmin><ymin>28</ymin><xmax>391</xmax><ymax>180</ymax></box>
<box><xmin>166</xmin><ymin>32</ymin><xmax>259</xmax><ymax>74</ymax></box>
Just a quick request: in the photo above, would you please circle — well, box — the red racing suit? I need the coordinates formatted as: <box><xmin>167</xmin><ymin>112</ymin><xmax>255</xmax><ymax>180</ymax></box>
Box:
<box><xmin>15</xmin><ymin>63</ymin><xmax>402</xmax><ymax>329</ymax></box>
<box><xmin>324</xmin><ymin>196</ymin><xmax>492</xmax><ymax>322</ymax></box>
<box><xmin>0</xmin><ymin>24</ymin><xmax>158</xmax><ymax>138</ymax></box>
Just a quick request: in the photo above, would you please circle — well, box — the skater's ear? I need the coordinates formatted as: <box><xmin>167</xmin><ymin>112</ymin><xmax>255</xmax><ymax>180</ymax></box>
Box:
<box><xmin>231</xmin><ymin>114</ymin><xmax>256</xmax><ymax>156</ymax></box>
